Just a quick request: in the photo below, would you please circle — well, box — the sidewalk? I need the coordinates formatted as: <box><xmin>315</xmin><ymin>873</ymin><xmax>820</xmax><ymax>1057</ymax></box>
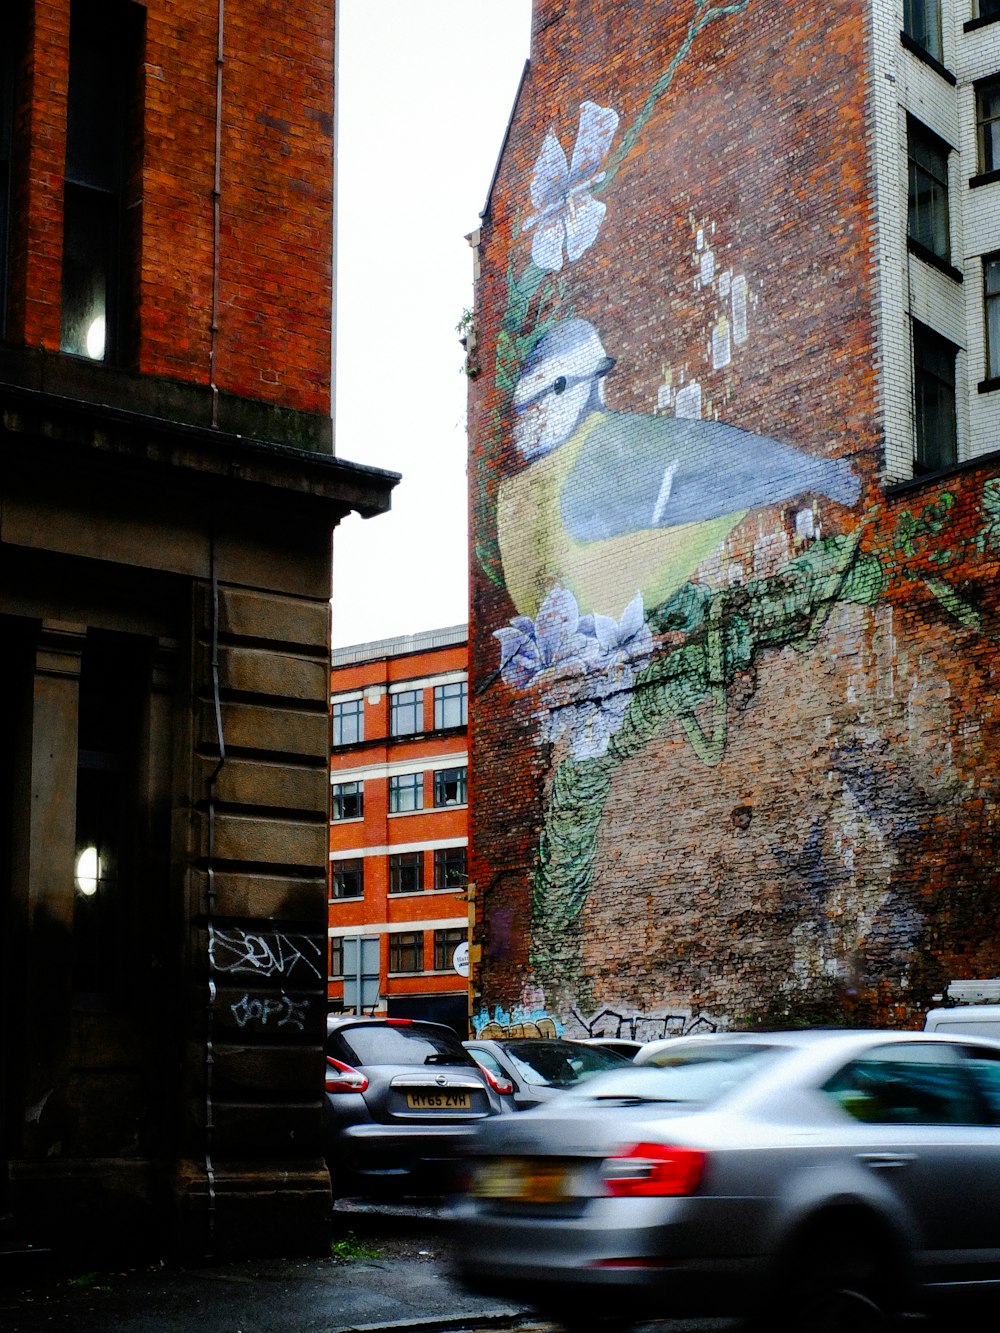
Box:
<box><xmin>0</xmin><ymin>1204</ymin><xmax>533</xmax><ymax>1333</ymax></box>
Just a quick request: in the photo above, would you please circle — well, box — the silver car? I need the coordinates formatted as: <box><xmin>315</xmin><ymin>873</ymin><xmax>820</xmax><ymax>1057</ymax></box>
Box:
<box><xmin>452</xmin><ymin>1029</ymin><xmax>1000</xmax><ymax>1330</ymax></box>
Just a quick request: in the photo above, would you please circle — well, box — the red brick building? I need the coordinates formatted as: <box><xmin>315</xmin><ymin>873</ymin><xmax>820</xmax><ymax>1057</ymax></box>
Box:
<box><xmin>0</xmin><ymin>0</ymin><xmax>396</xmax><ymax>1259</ymax></box>
<box><xmin>328</xmin><ymin>627</ymin><xmax>471</xmax><ymax>1036</ymax></box>
<box><xmin>467</xmin><ymin>0</ymin><xmax>1000</xmax><ymax>1041</ymax></box>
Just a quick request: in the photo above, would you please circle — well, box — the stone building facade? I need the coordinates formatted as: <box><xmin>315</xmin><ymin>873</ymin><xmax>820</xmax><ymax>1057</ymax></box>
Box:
<box><xmin>467</xmin><ymin>0</ymin><xmax>1000</xmax><ymax>1042</ymax></box>
<box><xmin>0</xmin><ymin>0</ymin><xmax>397</xmax><ymax>1259</ymax></box>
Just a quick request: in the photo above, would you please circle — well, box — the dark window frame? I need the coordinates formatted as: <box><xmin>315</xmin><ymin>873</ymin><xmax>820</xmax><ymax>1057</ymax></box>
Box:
<box><xmin>433</xmin><ymin>845</ymin><xmax>468</xmax><ymax>890</ymax></box>
<box><xmin>390</xmin><ymin>688</ymin><xmax>424</xmax><ymax>737</ymax></box>
<box><xmin>433</xmin><ymin>767</ymin><xmax>468</xmax><ymax>807</ymax></box>
<box><xmin>977</xmin><ymin>76</ymin><xmax>1000</xmax><ymax>177</ymax></box>
<box><xmin>332</xmin><ymin>697</ymin><xmax>364</xmax><ymax>747</ymax></box>
<box><xmin>389</xmin><ymin>931</ymin><xmax>424</xmax><ymax>974</ymax></box>
<box><xmin>433</xmin><ymin>680</ymin><xmax>468</xmax><ymax>730</ymax></box>
<box><xmin>331</xmin><ymin>780</ymin><xmax>364</xmax><ymax>821</ymax></box>
<box><xmin>907</xmin><ymin>117</ymin><xmax>952</xmax><ymax>263</ymax></box>
<box><xmin>60</xmin><ymin>0</ymin><xmax>144</xmax><ymax>366</ymax></box>
<box><xmin>329</xmin><ymin>936</ymin><xmax>344</xmax><ymax>978</ymax></box>
<box><xmin>388</xmin><ymin>850</ymin><xmax>424</xmax><ymax>895</ymax></box>
<box><xmin>331</xmin><ymin>858</ymin><xmax>364</xmax><ymax>900</ymax></box>
<box><xmin>913</xmin><ymin>320</ymin><xmax>958</xmax><ymax>475</ymax></box>
<box><xmin>388</xmin><ymin>771</ymin><xmax>424</xmax><ymax>814</ymax></box>
<box><xmin>433</xmin><ymin>927</ymin><xmax>467</xmax><ymax>972</ymax></box>
<box><xmin>985</xmin><ymin>253</ymin><xmax>1000</xmax><ymax>384</ymax></box>
<box><xmin>902</xmin><ymin>0</ymin><xmax>945</xmax><ymax>65</ymax></box>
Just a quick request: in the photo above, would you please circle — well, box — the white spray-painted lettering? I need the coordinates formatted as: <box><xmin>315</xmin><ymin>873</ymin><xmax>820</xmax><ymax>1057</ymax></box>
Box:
<box><xmin>229</xmin><ymin>992</ymin><xmax>310</xmax><ymax>1031</ymax></box>
<box><xmin>213</xmin><ymin>928</ymin><xmax>323</xmax><ymax>981</ymax></box>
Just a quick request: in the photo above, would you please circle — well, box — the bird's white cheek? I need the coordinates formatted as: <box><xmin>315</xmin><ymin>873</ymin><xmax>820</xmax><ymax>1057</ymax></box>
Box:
<box><xmin>514</xmin><ymin>406</ymin><xmax>543</xmax><ymax>459</ymax></box>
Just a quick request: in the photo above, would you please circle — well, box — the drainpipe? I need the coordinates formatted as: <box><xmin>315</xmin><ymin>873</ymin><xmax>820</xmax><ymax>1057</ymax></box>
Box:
<box><xmin>210</xmin><ymin>0</ymin><xmax>225</xmax><ymax>428</ymax></box>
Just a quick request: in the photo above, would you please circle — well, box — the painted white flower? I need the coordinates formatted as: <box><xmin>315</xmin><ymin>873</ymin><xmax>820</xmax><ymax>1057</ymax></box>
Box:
<box><xmin>496</xmin><ymin>589</ymin><xmax>653</xmax><ymax>761</ymax></box>
<box><xmin>524</xmin><ymin>101</ymin><xmax>619</xmax><ymax>273</ymax></box>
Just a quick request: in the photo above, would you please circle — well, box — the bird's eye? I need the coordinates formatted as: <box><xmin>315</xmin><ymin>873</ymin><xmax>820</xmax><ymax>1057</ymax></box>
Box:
<box><xmin>553</xmin><ymin>376</ymin><xmax>567</xmax><ymax>396</ymax></box>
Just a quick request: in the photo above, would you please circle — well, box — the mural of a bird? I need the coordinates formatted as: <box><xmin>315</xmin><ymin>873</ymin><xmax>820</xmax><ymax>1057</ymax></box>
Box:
<box><xmin>497</xmin><ymin>318</ymin><xmax>861</xmax><ymax>620</ymax></box>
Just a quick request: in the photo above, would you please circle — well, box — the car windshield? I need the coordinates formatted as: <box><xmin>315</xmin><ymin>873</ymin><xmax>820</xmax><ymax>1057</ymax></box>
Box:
<box><xmin>502</xmin><ymin>1040</ymin><xmax>628</xmax><ymax>1088</ymax></box>
<box><xmin>562</xmin><ymin>1043</ymin><xmax>783</xmax><ymax>1104</ymax></box>
<box><xmin>332</xmin><ymin>1024</ymin><xmax>475</xmax><ymax>1068</ymax></box>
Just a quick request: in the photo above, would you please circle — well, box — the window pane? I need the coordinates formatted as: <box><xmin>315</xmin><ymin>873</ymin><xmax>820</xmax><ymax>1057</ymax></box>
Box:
<box><xmin>907</xmin><ymin>122</ymin><xmax>950</xmax><ymax>260</ymax></box>
<box><xmin>979</xmin><ymin>80</ymin><xmax>1000</xmax><ymax>174</ymax></box>
<box><xmin>391</xmin><ymin>689</ymin><xmax>423</xmax><ymax>736</ymax></box>
<box><xmin>389</xmin><ymin>851</ymin><xmax>423</xmax><ymax>894</ymax></box>
<box><xmin>332</xmin><ymin>698</ymin><xmax>363</xmax><ymax>746</ymax></box>
<box><xmin>434</xmin><ymin>681</ymin><xmax>468</xmax><ymax>729</ymax></box>
<box><xmin>332</xmin><ymin>858</ymin><xmax>364</xmax><ymax>899</ymax></box>
<box><xmin>434</xmin><ymin>767</ymin><xmax>468</xmax><ymax>806</ymax></box>
<box><xmin>981</xmin><ymin>0</ymin><xmax>1000</xmax><ymax>18</ymax></box>
<box><xmin>823</xmin><ymin>1042</ymin><xmax>981</xmax><ymax>1125</ymax></box>
<box><xmin>434</xmin><ymin>928</ymin><xmax>466</xmax><ymax>970</ymax></box>
<box><xmin>913</xmin><ymin>322</ymin><xmax>957</xmax><ymax>472</ymax></box>
<box><xmin>987</xmin><ymin>257</ymin><xmax>1000</xmax><ymax>379</ymax></box>
<box><xmin>329</xmin><ymin>937</ymin><xmax>343</xmax><ymax>978</ymax></box>
<box><xmin>332</xmin><ymin>781</ymin><xmax>363</xmax><ymax>821</ymax></box>
<box><xmin>389</xmin><ymin>932</ymin><xmax>424</xmax><ymax>973</ymax></box>
<box><xmin>903</xmin><ymin>0</ymin><xmax>942</xmax><ymax>61</ymax></box>
<box><xmin>389</xmin><ymin>772</ymin><xmax>424</xmax><ymax>813</ymax></box>
<box><xmin>434</xmin><ymin>846</ymin><xmax>467</xmax><ymax>889</ymax></box>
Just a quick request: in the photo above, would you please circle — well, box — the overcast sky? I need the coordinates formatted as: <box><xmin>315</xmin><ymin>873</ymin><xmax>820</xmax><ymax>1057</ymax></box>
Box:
<box><xmin>330</xmin><ymin>0</ymin><xmax>532</xmax><ymax>648</ymax></box>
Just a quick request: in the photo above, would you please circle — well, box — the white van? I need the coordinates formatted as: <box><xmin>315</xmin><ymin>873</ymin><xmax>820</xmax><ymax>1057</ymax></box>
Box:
<box><xmin>923</xmin><ymin>1005</ymin><xmax>1000</xmax><ymax>1038</ymax></box>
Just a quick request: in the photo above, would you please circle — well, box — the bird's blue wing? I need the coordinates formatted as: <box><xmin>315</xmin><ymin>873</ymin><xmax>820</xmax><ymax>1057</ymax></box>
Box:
<box><xmin>561</xmin><ymin>412</ymin><xmax>859</xmax><ymax>541</ymax></box>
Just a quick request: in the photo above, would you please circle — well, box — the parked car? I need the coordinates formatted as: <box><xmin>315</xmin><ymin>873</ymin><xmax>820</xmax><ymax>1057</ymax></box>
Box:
<box><xmin>924</xmin><ymin>1003</ymin><xmax>1000</xmax><ymax>1037</ymax></box>
<box><xmin>464</xmin><ymin>1037</ymin><xmax>630</xmax><ymax>1110</ymax></box>
<box><xmin>577</xmin><ymin>1037</ymin><xmax>646</xmax><ymax>1060</ymax></box>
<box><xmin>324</xmin><ymin>1016</ymin><xmax>511</xmax><ymax>1198</ymax></box>
<box><xmin>452</xmin><ymin>1029</ymin><xmax>1000</xmax><ymax>1330</ymax></box>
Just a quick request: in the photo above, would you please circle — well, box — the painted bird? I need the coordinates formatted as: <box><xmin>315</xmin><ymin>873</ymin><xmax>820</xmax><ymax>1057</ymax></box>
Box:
<box><xmin>497</xmin><ymin>318</ymin><xmax>861</xmax><ymax>620</ymax></box>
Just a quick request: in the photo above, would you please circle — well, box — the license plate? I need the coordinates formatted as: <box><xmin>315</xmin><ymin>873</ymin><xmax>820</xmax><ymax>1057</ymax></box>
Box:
<box><xmin>473</xmin><ymin>1158</ymin><xmax>572</xmax><ymax>1203</ymax></box>
<box><xmin>405</xmin><ymin>1091</ymin><xmax>472</xmax><ymax>1110</ymax></box>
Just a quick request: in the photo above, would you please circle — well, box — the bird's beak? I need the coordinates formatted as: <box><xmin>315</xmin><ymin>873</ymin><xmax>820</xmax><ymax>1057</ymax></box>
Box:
<box><xmin>596</xmin><ymin>356</ymin><xmax>616</xmax><ymax>378</ymax></box>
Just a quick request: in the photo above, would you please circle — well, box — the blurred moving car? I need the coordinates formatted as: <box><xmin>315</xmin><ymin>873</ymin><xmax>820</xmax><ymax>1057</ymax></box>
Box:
<box><xmin>324</xmin><ymin>1016</ymin><xmax>511</xmax><ymax>1198</ymax></box>
<box><xmin>453</xmin><ymin>1029</ymin><xmax>1000</xmax><ymax>1331</ymax></box>
<box><xmin>464</xmin><ymin>1037</ymin><xmax>630</xmax><ymax>1110</ymax></box>
<box><xmin>632</xmin><ymin>1031</ymin><xmax>726</xmax><ymax>1065</ymax></box>
<box><xmin>578</xmin><ymin>1037</ymin><xmax>646</xmax><ymax>1060</ymax></box>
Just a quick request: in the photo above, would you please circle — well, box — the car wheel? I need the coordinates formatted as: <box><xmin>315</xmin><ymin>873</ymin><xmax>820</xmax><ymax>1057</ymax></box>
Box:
<box><xmin>772</xmin><ymin>1232</ymin><xmax>894</xmax><ymax>1333</ymax></box>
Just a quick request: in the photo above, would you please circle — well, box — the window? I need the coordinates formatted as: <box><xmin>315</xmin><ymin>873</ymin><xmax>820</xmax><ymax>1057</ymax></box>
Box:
<box><xmin>434</xmin><ymin>845</ymin><xmax>467</xmax><ymax>889</ymax></box>
<box><xmin>332</xmin><ymin>697</ymin><xmax>363</xmax><ymax>746</ymax></box>
<box><xmin>903</xmin><ymin>0</ymin><xmax>942</xmax><ymax>61</ymax></box>
<box><xmin>331</xmin><ymin>858</ymin><xmax>364</xmax><ymax>899</ymax></box>
<box><xmin>978</xmin><ymin>78</ymin><xmax>1000</xmax><ymax>175</ymax></box>
<box><xmin>391</xmin><ymin>688</ymin><xmax>423</xmax><ymax>736</ymax></box>
<box><xmin>389</xmin><ymin>851</ymin><xmax>424</xmax><ymax>894</ymax></box>
<box><xmin>907</xmin><ymin>119</ymin><xmax>951</xmax><ymax>261</ymax></box>
<box><xmin>329</xmin><ymin>936</ymin><xmax>343</xmax><ymax>978</ymax></box>
<box><xmin>434</xmin><ymin>767</ymin><xmax>468</xmax><ymax>807</ymax></box>
<box><xmin>823</xmin><ymin>1042</ymin><xmax>979</xmax><ymax>1125</ymax></box>
<box><xmin>331</xmin><ymin>780</ymin><xmax>363</xmax><ymax>821</ymax></box>
<box><xmin>389</xmin><ymin>772</ymin><xmax>424</xmax><ymax>813</ymax></box>
<box><xmin>389</xmin><ymin>931</ymin><xmax>424</xmax><ymax>973</ymax></box>
<box><xmin>978</xmin><ymin>0</ymin><xmax>1000</xmax><ymax>19</ymax></box>
<box><xmin>986</xmin><ymin>255</ymin><xmax>1000</xmax><ymax>380</ymax></box>
<box><xmin>434</xmin><ymin>927</ymin><xmax>466</xmax><ymax>971</ymax></box>
<box><xmin>60</xmin><ymin>0</ymin><xmax>143</xmax><ymax>364</ymax></box>
<box><xmin>913</xmin><ymin>321</ymin><xmax>958</xmax><ymax>473</ymax></box>
<box><xmin>434</xmin><ymin>681</ymin><xmax>468</xmax><ymax>729</ymax></box>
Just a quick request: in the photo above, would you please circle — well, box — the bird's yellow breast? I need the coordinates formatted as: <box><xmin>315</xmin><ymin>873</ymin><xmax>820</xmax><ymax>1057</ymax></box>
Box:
<box><xmin>497</xmin><ymin>413</ymin><xmax>742</xmax><ymax>621</ymax></box>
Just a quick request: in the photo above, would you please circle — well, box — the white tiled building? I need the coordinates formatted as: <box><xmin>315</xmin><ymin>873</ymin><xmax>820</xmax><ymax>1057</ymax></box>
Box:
<box><xmin>874</xmin><ymin>0</ymin><xmax>1000</xmax><ymax>479</ymax></box>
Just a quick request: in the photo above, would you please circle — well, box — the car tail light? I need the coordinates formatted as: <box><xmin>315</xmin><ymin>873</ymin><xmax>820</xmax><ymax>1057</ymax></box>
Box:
<box><xmin>325</xmin><ymin>1056</ymin><xmax>368</xmax><ymax>1094</ymax></box>
<box><xmin>477</xmin><ymin>1064</ymin><xmax>514</xmax><ymax>1096</ymax></box>
<box><xmin>601</xmin><ymin>1142</ymin><xmax>705</xmax><ymax>1197</ymax></box>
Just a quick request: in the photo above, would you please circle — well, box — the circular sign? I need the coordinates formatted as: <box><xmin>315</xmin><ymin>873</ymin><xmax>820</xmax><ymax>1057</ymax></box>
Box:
<box><xmin>452</xmin><ymin>940</ymin><xmax>470</xmax><ymax>978</ymax></box>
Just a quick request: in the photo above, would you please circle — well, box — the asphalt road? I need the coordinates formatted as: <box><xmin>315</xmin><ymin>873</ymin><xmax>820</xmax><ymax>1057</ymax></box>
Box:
<box><xmin>0</xmin><ymin>1203</ymin><xmax>739</xmax><ymax>1333</ymax></box>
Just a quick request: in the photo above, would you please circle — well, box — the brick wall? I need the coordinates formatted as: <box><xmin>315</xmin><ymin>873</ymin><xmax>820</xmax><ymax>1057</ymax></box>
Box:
<box><xmin>8</xmin><ymin>0</ymin><xmax>333</xmax><ymax>414</ymax></box>
<box><xmin>468</xmin><ymin>0</ymin><xmax>1000</xmax><ymax>1040</ymax></box>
